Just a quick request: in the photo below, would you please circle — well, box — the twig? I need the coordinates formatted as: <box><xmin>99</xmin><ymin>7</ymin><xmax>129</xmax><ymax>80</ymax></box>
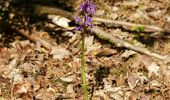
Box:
<box><xmin>92</xmin><ymin>27</ymin><xmax>170</xmax><ymax>62</ymax></box>
<box><xmin>93</xmin><ymin>17</ymin><xmax>170</xmax><ymax>34</ymax></box>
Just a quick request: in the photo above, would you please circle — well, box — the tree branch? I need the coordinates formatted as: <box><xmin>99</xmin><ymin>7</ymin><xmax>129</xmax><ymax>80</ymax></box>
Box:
<box><xmin>93</xmin><ymin>17</ymin><xmax>170</xmax><ymax>34</ymax></box>
<box><xmin>92</xmin><ymin>27</ymin><xmax>170</xmax><ymax>62</ymax></box>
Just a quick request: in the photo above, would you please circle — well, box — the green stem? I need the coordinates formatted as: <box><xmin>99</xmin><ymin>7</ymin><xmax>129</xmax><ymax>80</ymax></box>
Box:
<box><xmin>81</xmin><ymin>28</ymin><xmax>89</xmax><ymax>100</ymax></box>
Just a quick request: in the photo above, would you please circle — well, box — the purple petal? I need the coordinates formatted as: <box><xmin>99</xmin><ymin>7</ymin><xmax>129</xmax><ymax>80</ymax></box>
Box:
<box><xmin>85</xmin><ymin>14</ymin><xmax>92</xmax><ymax>22</ymax></box>
<box><xmin>75</xmin><ymin>17</ymin><xmax>82</xmax><ymax>23</ymax></box>
<box><xmin>80</xmin><ymin>2</ymin><xmax>86</xmax><ymax>11</ymax></box>
<box><xmin>87</xmin><ymin>4</ymin><xmax>96</xmax><ymax>15</ymax></box>
<box><xmin>75</xmin><ymin>25</ymin><xmax>84</xmax><ymax>31</ymax></box>
<box><xmin>85</xmin><ymin>14</ymin><xmax>92</xmax><ymax>25</ymax></box>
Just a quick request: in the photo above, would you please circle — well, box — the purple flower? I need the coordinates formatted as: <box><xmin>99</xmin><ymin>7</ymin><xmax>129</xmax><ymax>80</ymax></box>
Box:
<box><xmin>84</xmin><ymin>14</ymin><xmax>93</xmax><ymax>28</ymax></box>
<box><xmin>75</xmin><ymin>24</ymin><xmax>84</xmax><ymax>31</ymax></box>
<box><xmin>75</xmin><ymin>17</ymin><xmax>82</xmax><ymax>24</ymax></box>
<box><xmin>80</xmin><ymin>0</ymin><xmax>90</xmax><ymax>11</ymax></box>
<box><xmin>87</xmin><ymin>4</ymin><xmax>96</xmax><ymax>15</ymax></box>
<box><xmin>80</xmin><ymin>0</ymin><xmax>96</xmax><ymax>15</ymax></box>
<box><xmin>75</xmin><ymin>14</ymin><xmax>93</xmax><ymax>31</ymax></box>
<box><xmin>75</xmin><ymin>0</ymin><xmax>96</xmax><ymax>31</ymax></box>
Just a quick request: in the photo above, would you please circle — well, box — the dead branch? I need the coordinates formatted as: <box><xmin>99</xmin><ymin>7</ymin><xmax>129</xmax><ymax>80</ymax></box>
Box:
<box><xmin>93</xmin><ymin>17</ymin><xmax>170</xmax><ymax>34</ymax></box>
<box><xmin>92</xmin><ymin>27</ymin><xmax>170</xmax><ymax>62</ymax></box>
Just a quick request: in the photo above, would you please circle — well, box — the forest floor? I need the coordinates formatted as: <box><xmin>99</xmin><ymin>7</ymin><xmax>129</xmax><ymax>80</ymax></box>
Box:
<box><xmin>0</xmin><ymin>0</ymin><xmax>170</xmax><ymax>100</ymax></box>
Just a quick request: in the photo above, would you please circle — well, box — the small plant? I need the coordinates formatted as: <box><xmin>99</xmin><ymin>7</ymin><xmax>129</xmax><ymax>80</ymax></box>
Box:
<box><xmin>74</xmin><ymin>0</ymin><xmax>96</xmax><ymax>100</ymax></box>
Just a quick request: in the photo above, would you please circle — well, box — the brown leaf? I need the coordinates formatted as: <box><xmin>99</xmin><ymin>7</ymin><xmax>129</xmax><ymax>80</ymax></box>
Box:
<box><xmin>50</xmin><ymin>47</ymin><xmax>70</xmax><ymax>60</ymax></box>
<box><xmin>96</xmin><ymin>48</ymin><xmax>117</xmax><ymax>56</ymax></box>
<box><xmin>13</xmin><ymin>81</ymin><xmax>32</xmax><ymax>95</ymax></box>
<box><xmin>127</xmin><ymin>75</ymin><xmax>140</xmax><ymax>89</ymax></box>
<box><xmin>140</xmin><ymin>95</ymin><xmax>151</xmax><ymax>100</ymax></box>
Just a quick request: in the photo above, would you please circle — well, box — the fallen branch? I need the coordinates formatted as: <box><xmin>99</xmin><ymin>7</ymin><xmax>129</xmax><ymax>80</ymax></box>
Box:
<box><xmin>93</xmin><ymin>17</ymin><xmax>170</xmax><ymax>34</ymax></box>
<box><xmin>92</xmin><ymin>27</ymin><xmax>170</xmax><ymax>62</ymax></box>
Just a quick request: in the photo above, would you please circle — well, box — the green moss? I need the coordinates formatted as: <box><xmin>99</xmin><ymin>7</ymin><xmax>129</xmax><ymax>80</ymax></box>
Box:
<box><xmin>97</xmin><ymin>33</ymin><xmax>107</xmax><ymax>40</ymax></box>
<box><xmin>131</xmin><ymin>25</ymin><xmax>145</xmax><ymax>32</ymax></box>
<box><xmin>97</xmin><ymin>33</ymin><xmax>115</xmax><ymax>45</ymax></box>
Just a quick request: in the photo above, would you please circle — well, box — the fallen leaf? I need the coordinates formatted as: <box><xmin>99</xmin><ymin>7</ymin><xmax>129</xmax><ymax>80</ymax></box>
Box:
<box><xmin>61</xmin><ymin>31</ymin><xmax>74</xmax><ymax>37</ymax></box>
<box><xmin>13</xmin><ymin>84</ymin><xmax>28</xmax><ymax>95</ymax></box>
<box><xmin>121</xmin><ymin>50</ymin><xmax>137</xmax><ymax>59</ymax></box>
<box><xmin>110</xmin><ymin>93</ymin><xmax>123</xmax><ymax>100</ymax></box>
<box><xmin>98</xmin><ymin>48</ymin><xmax>117</xmax><ymax>56</ymax></box>
<box><xmin>48</xmin><ymin>15</ymin><xmax>74</xmax><ymax>30</ymax></box>
<box><xmin>50</xmin><ymin>47</ymin><xmax>70</xmax><ymax>60</ymax></box>
<box><xmin>85</xmin><ymin>36</ymin><xmax>94</xmax><ymax>53</ymax></box>
<box><xmin>127</xmin><ymin>75</ymin><xmax>140</xmax><ymax>89</ymax></box>
<box><xmin>13</xmin><ymin>81</ymin><xmax>32</xmax><ymax>95</ymax></box>
<box><xmin>148</xmin><ymin>10</ymin><xmax>166</xmax><ymax>19</ymax></box>
<box><xmin>147</xmin><ymin>62</ymin><xmax>160</xmax><ymax>77</ymax></box>
<box><xmin>93</xmin><ymin>90</ymin><xmax>110</xmax><ymax>100</ymax></box>
<box><xmin>60</xmin><ymin>77</ymin><xmax>73</xmax><ymax>82</ymax></box>
<box><xmin>149</xmin><ymin>80</ymin><xmax>161</xmax><ymax>87</ymax></box>
<box><xmin>66</xmin><ymin>84</ymin><xmax>74</xmax><ymax>93</ymax></box>
<box><xmin>140</xmin><ymin>95</ymin><xmax>150</xmax><ymax>100</ymax></box>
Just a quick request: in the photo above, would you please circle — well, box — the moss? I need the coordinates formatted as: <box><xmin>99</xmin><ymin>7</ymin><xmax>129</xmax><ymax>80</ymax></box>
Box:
<box><xmin>131</xmin><ymin>25</ymin><xmax>145</xmax><ymax>32</ymax></box>
<box><xmin>97</xmin><ymin>33</ymin><xmax>115</xmax><ymax>45</ymax></box>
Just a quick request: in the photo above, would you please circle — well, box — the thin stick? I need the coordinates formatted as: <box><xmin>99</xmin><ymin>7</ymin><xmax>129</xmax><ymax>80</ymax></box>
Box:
<box><xmin>92</xmin><ymin>27</ymin><xmax>170</xmax><ymax>62</ymax></box>
<box><xmin>93</xmin><ymin>17</ymin><xmax>170</xmax><ymax>33</ymax></box>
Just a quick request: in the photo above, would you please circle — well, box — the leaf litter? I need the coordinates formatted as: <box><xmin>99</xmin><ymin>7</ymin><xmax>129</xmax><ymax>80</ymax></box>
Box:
<box><xmin>0</xmin><ymin>0</ymin><xmax>170</xmax><ymax>100</ymax></box>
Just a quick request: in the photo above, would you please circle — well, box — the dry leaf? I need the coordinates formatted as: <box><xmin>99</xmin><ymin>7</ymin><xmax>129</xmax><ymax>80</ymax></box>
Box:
<box><xmin>13</xmin><ymin>84</ymin><xmax>28</xmax><ymax>95</ymax></box>
<box><xmin>148</xmin><ymin>10</ymin><xmax>166</xmax><ymax>19</ymax></box>
<box><xmin>147</xmin><ymin>62</ymin><xmax>160</xmax><ymax>77</ymax></box>
<box><xmin>149</xmin><ymin>80</ymin><xmax>161</xmax><ymax>87</ymax></box>
<box><xmin>141</xmin><ymin>55</ymin><xmax>153</xmax><ymax>67</ymax></box>
<box><xmin>48</xmin><ymin>15</ymin><xmax>74</xmax><ymax>30</ymax></box>
<box><xmin>61</xmin><ymin>31</ymin><xmax>74</xmax><ymax>37</ymax></box>
<box><xmin>127</xmin><ymin>75</ymin><xmax>140</xmax><ymax>89</ymax></box>
<box><xmin>93</xmin><ymin>90</ymin><xmax>110</xmax><ymax>100</ymax></box>
<box><xmin>123</xmin><ymin>1</ymin><xmax>139</xmax><ymax>7</ymax></box>
<box><xmin>66</xmin><ymin>84</ymin><xmax>74</xmax><ymax>93</ymax></box>
<box><xmin>140</xmin><ymin>95</ymin><xmax>150</xmax><ymax>100</ymax></box>
<box><xmin>110</xmin><ymin>93</ymin><xmax>123</xmax><ymax>100</ymax></box>
<box><xmin>50</xmin><ymin>47</ymin><xmax>70</xmax><ymax>59</ymax></box>
<box><xmin>19</xmin><ymin>40</ymin><xmax>30</xmax><ymax>48</ymax></box>
<box><xmin>85</xmin><ymin>36</ymin><xmax>94</xmax><ymax>53</ymax></box>
<box><xmin>96</xmin><ymin>48</ymin><xmax>117</xmax><ymax>56</ymax></box>
<box><xmin>60</xmin><ymin>77</ymin><xmax>73</xmax><ymax>82</ymax></box>
<box><xmin>13</xmin><ymin>81</ymin><xmax>32</xmax><ymax>95</ymax></box>
<box><xmin>121</xmin><ymin>50</ymin><xmax>137</xmax><ymax>59</ymax></box>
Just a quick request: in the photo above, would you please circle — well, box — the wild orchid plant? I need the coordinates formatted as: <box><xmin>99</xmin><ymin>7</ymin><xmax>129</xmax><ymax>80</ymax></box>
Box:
<box><xmin>75</xmin><ymin>0</ymin><xmax>96</xmax><ymax>100</ymax></box>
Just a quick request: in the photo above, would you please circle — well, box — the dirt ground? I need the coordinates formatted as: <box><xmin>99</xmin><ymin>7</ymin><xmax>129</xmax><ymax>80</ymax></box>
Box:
<box><xmin>0</xmin><ymin>0</ymin><xmax>170</xmax><ymax>100</ymax></box>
